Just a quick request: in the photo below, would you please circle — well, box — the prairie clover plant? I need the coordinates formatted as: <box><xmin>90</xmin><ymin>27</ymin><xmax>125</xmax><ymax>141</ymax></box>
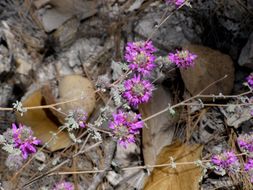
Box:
<box><xmin>63</xmin><ymin>109</ymin><xmax>87</xmax><ymax>142</ymax></box>
<box><xmin>0</xmin><ymin>123</ymin><xmax>40</xmax><ymax>160</ymax></box>
<box><xmin>109</xmin><ymin>110</ymin><xmax>144</xmax><ymax>147</ymax></box>
<box><xmin>125</xmin><ymin>41</ymin><xmax>156</xmax><ymax>76</ymax></box>
<box><xmin>210</xmin><ymin>151</ymin><xmax>240</xmax><ymax>176</ymax></box>
<box><xmin>12</xmin><ymin>123</ymin><xmax>41</xmax><ymax>159</ymax></box>
<box><xmin>122</xmin><ymin>75</ymin><xmax>154</xmax><ymax>107</ymax></box>
<box><xmin>53</xmin><ymin>181</ymin><xmax>74</xmax><ymax>190</ymax></box>
<box><xmin>245</xmin><ymin>159</ymin><xmax>253</xmax><ymax>182</ymax></box>
<box><xmin>72</xmin><ymin>108</ymin><xmax>87</xmax><ymax>128</ymax></box>
<box><xmin>237</xmin><ymin>133</ymin><xmax>253</xmax><ymax>156</ymax></box>
<box><xmin>168</xmin><ymin>49</ymin><xmax>197</xmax><ymax>68</ymax></box>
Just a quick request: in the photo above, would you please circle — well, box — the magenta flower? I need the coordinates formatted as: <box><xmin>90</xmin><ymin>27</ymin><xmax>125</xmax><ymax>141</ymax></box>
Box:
<box><xmin>109</xmin><ymin>110</ymin><xmax>144</xmax><ymax>147</ymax></box>
<box><xmin>211</xmin><ymin>151</ymin><xmax>240</xmax><ymax>175</ymax></box>
<box><xmin>168</xmin><ymin>49</ymin><xmax>197</xmax><ymax>68</ymax></box>
<box><xmin>123</xmin><ymin>75</ymin><xmax>154</xmax><ymax>107</ymax></box>
<box><xmin>125</xmin><ymin>41</ymin><xmax>156</xmax><ymax>76</ymax></box>
<box><xmin>53</xmin><ymin>181</ymin><xmax>74</xmax><ymax>190</ymax></box>
<box><xmin>245</xmin><ymin>159</ymin><xmax>253</xmax><ymax>182</ymax></box>
<box><xmin>237</xmin><ymin>133</ymin><xmax>253</xmax><ymax>155</ymax></box>
<box><xmin>125</xmin><ymin>41</ymin><xmax>156</xmax><ymax>54</ymax></box>
<box><xmin>247</xmin><ymin>73</ymin><xmax>253</xmax><ymax>88</ymax></box>
<box><xmin>166</xmin><ymin>0</ymin><xmax>185</xmax><ymax>6</ymax></box>
<box><xmin>12</xmin><ymin>123</ymin><xmax>40</xmax><ymax>159</ymax></box>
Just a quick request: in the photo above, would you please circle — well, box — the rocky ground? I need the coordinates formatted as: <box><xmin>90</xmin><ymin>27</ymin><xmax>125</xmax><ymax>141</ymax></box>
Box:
<box><xmin>0</xmin><ymin>0</ymin><xmax>253</xmax><ymax>190</ymax></box>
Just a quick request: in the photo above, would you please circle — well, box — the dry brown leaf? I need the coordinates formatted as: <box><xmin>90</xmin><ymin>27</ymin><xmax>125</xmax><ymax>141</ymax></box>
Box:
<box><xmin>144</xmin><ymin>141</ymin><xmax>203</xmax><ymax>190</ymax></box>
<box><xmin>17</xmin><ymin>88</ymin><xmax>72</xmax><ymax>152</ymax></box>
<box><xmin>139</xmin><ymin>86</ymin><xmax>177</xmax><ymax>167</ymax></box>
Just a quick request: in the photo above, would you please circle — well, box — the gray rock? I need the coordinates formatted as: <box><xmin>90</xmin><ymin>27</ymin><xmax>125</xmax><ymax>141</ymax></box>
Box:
<box><xmin>36</xmin><ymin>0</ymin><xmax>97</xmax><ymax>32</ymax></box>
<box><xmin>180</xmin><ymin>44</ymin><xmax>235</xmax><ymax>97</ymax></box>
<box><xmin>0</xmin><ymin>84</ymin><xmax>12</xmax><ymax>106</ymax></box>
<box><xmin>134</xmin><ymin>7</ymin><xmax>201</xmax><ymax>50</ymax></box>
<box><xmin>238</xmin><ymin>32</ymin><xmax>253</xmax><ymax>69</ymax></box>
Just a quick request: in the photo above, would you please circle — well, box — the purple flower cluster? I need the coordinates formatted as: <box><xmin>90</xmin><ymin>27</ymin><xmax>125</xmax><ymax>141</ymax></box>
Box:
<box><xmin>168</xmin><ymin>49</ymin><xmax>197</xmax><ymax>68</ymax></box>
<box><xmin>247</xmin><ymin>73</ymin><xmax>253</xmax><ymax>88</ymax></box>
<box><xmin>53</xmin><ymin>181</ymin><xmax>74</xmax><ymax>190</ymax></box>
<box><xmin>211</xmin><ymin>151</ymin><xmax>240</xmax><ymax>175</ymax></box>
<box><xmin>109</xmin><ymin>110</ymin><xmax>144</xmax><ymax>147</ymax></box>
<box><xmin>12</xmin><ymin>123</ymin><xmax>40</xmax><ymax>159</ymax></box>
<box><xmin>125</xmin><ymin>41</ymin><xmax>156</xmax><ymax>76</ymax></box>
<box><xmin>245</xmin><ymin>159</ymin><xmax>253</xmax><ymax>182</ymax></box>
<box><xmin>122</xmin><ymin>41</ymin><xmax>156</xmax><ymax>107</ymax></box>
<box><xmin>166</xmin><ymin>0</ymin><xmax>185</xmax><ymax>6</ymax></box>
<box><xmin>237</xmin><ymin>133</ymin><xmax>253</xmax><ymax>155</ymax></box>
<box><xmin>123</xmin><ymin>75</ymin><xmax>154</xmax><ymax>107</ymax></box>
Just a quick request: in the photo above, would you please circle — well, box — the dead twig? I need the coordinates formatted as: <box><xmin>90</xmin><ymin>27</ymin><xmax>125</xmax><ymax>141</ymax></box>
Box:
<box><xmin>88</xmin><ymin>140</ymin><xmax>116</xmax><ymax>190</ymax></box>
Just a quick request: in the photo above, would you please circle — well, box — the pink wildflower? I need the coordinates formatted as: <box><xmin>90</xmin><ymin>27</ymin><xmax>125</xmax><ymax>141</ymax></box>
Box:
<box><xmin>109</xmin><ymin>110</ymin><xmax>144</xmax><ymax>147</ymax></box>
<box><xmin>166</xmin><ymin>0</ymin><xmax>185</xmax><ymax>7</ymax></box>
<box><xmin>12</xmin><ymin>123</ymin><xmax>40</xmax><ymax>159</ymax></box>
<box><xmin>168</xmin><ymin>49</ymin><xmax>197</xmax><ymax>68</ymax></box>
<box><xmin>211</xmin><ymin>150</ymin><xmax>240</xmax><ymax>175</ymax></box>
<box><xmin>237</xmin><ymin>133</ymin><xmax>253</xmax><ymax>155</ymax></box>
<box><xmin>245</xmin><ymin>159</ymin><xmax>253</xmax><ymax>183</ymax></box>
<box><xmin>53</xmin><ymin>181</ymin><xmax>74</xmax><ymax>190</ymax></box>
<box><xmin>247</xmin><ymin>73</ymin><xmax>253</xmax><ymax>88</ymax></box>
<box><xmin>123</xmin><ymin>75</ymin><xmax>154</xmax><ymax>107</ymax></box>
<box><xmin>125</xmin><ymin>41</ymin><xmax>156</xmax><ymax>76</ymax></box>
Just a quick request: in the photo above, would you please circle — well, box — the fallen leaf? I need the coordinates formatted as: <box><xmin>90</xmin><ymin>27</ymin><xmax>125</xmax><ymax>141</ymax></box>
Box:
<box><xmin>17</xmin><ymin>88</ymin><xmax>72</xmax><ymax>152</ymax></box>
<box><xmin>144</xmin><ymin>141</ymin><xmax>203</xmax><ymax>190</ymax></box>
<box><xmin>139</xmin><ymin>86</ymin><xmax>177</xmax><ymax>167</ymax></box>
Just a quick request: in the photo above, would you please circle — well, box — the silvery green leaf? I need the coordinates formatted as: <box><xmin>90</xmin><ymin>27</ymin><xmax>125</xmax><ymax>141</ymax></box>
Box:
<box><xmin>227</xmin><ymin>104</ymin><xmax>236</xmax><ymax>113</ymax></box>
<box><xmin>88</xmin><ymin>128</ymin><xmax>102</xmax><ymax>141</ymax></box>
<box><xmin>12</xmin><ymin>100</ymin><xmax>27</xmax><ymax>116</ymax></box>
<box><xmin>38</xmin><ymin>164</ymin><xmax>46</xmax><ymax>171</ymax></box>
<box><xmin>52</xmin><ymin>157</ymin><xmax>60</xmax><ymax>165</ymax></box>
<box><xmin>111</xmin><ymin>87</ymin><xmax>122</xmax><ymax>107</ymax></box>
<box><xmin>169</xmin><ymin>107</ymin><xmax>176</xmax><ymax>115</ymax></box>
<box><xmin>123</xmin><ymin>103</ymin><xmax>130</xmax><ymax>109</ymax></box>
<box><xmin>69</xmin><ymin>133</ymin><xmax>81</xmax><ymax>143</ymax></box>
<box><xmin>2</xmin><ymin>144</ymin><xmax>21</xmax><ymax>155</ymax></box>
<box><xmin>170</xmin><ymin>156</ymin><xmax>176</xmax><ymax>168</ymax></box>
<box><xmin>0</xmin><ymin>135</ymin><xmax>6</xmax><ymax>144</ymax></box>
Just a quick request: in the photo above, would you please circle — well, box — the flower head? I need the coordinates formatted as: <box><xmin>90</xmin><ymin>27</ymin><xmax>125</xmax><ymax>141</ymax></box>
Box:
<box><xmin>247</xmin><ymin>73</ymin><xmax>253</xmax><ymax>88</ymax></box>
<box><xmin>123</xmin><ymin>75</ymin><xmax>154</xmax><ymax>107</ymax></box>
<box><xmin>53</xmin><ymin>181</ymin><xmax>74</xmax><ymax>190</ymax></box>
<box><xmin>245</xmin><ymin>159</ymin><xmax>253</xmax><ymax>182</ymax></box>
<box><xmin>125</xmin><ymin>41</ymin><xmax>156</xmax><ymax>54</ymax></box>
<box><xmin>211</xmin><ymin>150</ymin><xmax>240</xmax><ymax>175</ymax></box>
<box><xmin>237</xmin><ymin>133</ymin><xmax>253</xmax><ymax>155</ymax></box>
<box><xmin>166</xmin><ymin>0</ymin><xmax>186</xmax><ymax>7</ymax></box>
<box><xmin>109</xmin><ymin>110</ymin><xmax>144</xmax><ymax>147</ymax></box>
<box><xmin>5</xmin><ymin>154</ymin><xmax>23</xmax><ymax>171</ymax></box>
<box><xmin>125</xmin><ymin>41</ymin><xmax>156</xmax><ymax>76</ymax></box>
<box><xmin>168</xmin><ymin>49</ymin><xmax>197</xmax><ymax>68</ymax></box>
<box><xmin>72</xmin><ymin>109</ymin><xmax>87</xmax><ymax>128</ymax></box>
<box><xmin>12</xmin><ymin>123</ymin><xmax>40</xmax><ymax>159</ymax></box>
